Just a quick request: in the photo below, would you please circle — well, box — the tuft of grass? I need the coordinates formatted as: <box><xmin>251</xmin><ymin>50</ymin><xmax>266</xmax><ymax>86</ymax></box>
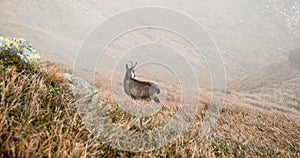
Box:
<box><xmin>0</xmin><ymin>64</ymin><xmax>103</xmax><ymax>157</ymax></box>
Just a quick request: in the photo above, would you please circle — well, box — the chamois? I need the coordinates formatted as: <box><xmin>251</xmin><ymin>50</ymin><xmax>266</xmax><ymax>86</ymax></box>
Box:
<box><xmin>124</xmin><ymin>61</ymin><xmax>160</xmax><ymax>103</ymax></box>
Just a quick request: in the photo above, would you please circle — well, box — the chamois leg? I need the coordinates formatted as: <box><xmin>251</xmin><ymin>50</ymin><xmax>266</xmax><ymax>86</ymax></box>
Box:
<box><xmin>150</xmin><ymin>94</ymin><xmax>160</xmax><ymax>103</ymax></box>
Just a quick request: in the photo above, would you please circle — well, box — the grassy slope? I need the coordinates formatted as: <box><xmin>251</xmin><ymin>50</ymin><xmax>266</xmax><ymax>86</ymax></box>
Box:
<box><xmin>0</xmin><ymin>61</ymin><xmax>299</xmax><ymax>157</ymax></box>
<box><xmin>228</xmin><ymin>60</ymin><xmax>300</xmax><ymax>117</ymax></box>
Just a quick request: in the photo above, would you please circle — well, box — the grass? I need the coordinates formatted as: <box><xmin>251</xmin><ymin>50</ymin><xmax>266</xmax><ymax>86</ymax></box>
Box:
<box><xmin>0</xmin><ymin>58</ymin><xmax>300</xmax><ymax>157</ymax></box>
<box><xmin>0</xmin><ymin>65</ymin><xmax>100</xmax><ymax>157</ymax></box>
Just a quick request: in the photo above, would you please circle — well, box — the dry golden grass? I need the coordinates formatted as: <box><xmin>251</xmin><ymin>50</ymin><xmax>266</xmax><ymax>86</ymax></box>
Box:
<box><xmin>0</xmin><ymin>62</ymin><xmax>299</xmax><ymax>157</ymax></box>
<box><xmin>0</xmin><ymin>65</ymin><xmax>103</xmax><ymax>157</ymax></box>
<box><xmin>94</xmin><ymin>72</ymin><xmax>300</xmax><ymax>157</ymax></box>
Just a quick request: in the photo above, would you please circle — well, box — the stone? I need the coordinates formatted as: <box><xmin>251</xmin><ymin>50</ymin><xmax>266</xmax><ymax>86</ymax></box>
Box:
<box><xmin>0</xmin><ymin>37</ymin><xmax>41</xmax><ymax>64</ymax></box>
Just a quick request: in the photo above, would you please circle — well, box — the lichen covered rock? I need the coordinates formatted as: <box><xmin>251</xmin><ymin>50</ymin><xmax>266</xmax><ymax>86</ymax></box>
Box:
<box><xmin>65</xmin><ymin>73</ymin><xmax>107</xmax><ymax>118</ymax></box>
<box><xmin>0</xmin><ymin>37</ymin><xmax>41</xmax><ymax>65</ymax></box>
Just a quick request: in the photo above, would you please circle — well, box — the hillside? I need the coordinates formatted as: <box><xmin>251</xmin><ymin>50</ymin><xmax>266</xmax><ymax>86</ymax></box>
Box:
<box><xmin>0</xmin><ymin>37</ymin><xmax>299</xmax><ymax>157</ymax></box>
<box><xmin>229</xmin><ymin>61</ymin><xmax>300</xmax><ymax>93</ymax></box>
<box><xmin>1</xmin><ymin>62</ymin><xmax>300</xmax><ymax>157</ymax></box>
<box><xmin>228</xmin><ymin>49</ymin><xmax>300</xmax><ymax>117</ymax></box>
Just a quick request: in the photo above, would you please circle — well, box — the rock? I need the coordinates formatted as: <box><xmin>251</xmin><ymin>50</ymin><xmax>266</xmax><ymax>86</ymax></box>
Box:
<box><xmin>65</xmin><ymin>73</ymin><xmax>95</xmax><ymax>97</ymax></box>
<box><xmin>65</xmin><ymin>73</ymin><xmax>106</xmax><ymax>105</ymax></box>
<box><xmin>0</xmin><ymin>37</ymin><xmax>41</xmax><ymax>64</ymax></box>
<box><xmin>65</xmin><ymin>73</ymin><xmax>108</xmax><ymax>118</ymax></box>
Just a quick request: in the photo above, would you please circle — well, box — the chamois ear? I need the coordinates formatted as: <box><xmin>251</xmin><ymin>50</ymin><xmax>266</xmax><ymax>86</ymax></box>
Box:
<box><xmin>126</xmin><ymin>64</ymin><xmax>129</xmax><ymax>70</ymax></box>
<box><xmin>129</xmin><ymin>61</ymin><xmax>133</xmax><ymax>67</ymax></box>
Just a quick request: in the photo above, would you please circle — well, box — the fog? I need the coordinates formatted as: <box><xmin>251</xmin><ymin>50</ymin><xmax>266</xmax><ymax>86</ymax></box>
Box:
<box><xmin>1</xmin><ymin>0</ymin><xmax>299</xmax><ymax>85</ymax></box>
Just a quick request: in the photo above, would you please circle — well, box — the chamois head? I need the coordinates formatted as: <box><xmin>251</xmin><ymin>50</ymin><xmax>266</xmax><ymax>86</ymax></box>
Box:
<box><xmin>125</xmin><ymin>61</ymin><xmax>137</xmax><ymax>79</ymax></box>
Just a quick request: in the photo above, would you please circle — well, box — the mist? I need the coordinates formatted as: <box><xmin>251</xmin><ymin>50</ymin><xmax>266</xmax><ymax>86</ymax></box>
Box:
<box><xmin>1</xmin><ymin>0</ymin><xmax>299</xmax><ymax>85</ymax></box>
